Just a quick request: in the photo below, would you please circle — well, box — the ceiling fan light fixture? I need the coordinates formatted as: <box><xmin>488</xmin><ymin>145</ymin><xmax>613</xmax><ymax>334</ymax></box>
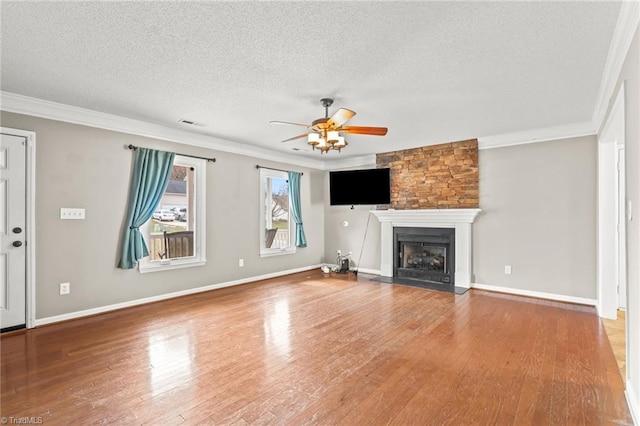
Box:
<box><xmin>271</xmin><ymin>98</ymin><xmax>387</xmax><ymax>154</ymax></box>
<box><xmin>307</xmin><ymin>132</ymin><xmax>321</xmax><ymax>146</ymax></box>
<box><xmin>327</xmin><ymin>131</ymin><xmax>340</xmax><ymax>144</ymax></box>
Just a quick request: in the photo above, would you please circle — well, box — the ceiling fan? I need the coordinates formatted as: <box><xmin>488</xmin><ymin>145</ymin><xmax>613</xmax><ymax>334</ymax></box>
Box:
<box><xmin>270</xmin><ymin>98</ymin><xmax>388</xmax><ymax>154</ymax></box>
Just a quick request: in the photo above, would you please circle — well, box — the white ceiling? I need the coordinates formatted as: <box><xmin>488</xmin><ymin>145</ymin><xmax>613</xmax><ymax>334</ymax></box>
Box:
<box><xmin>0</xmin><ymin>1</ymin><xmax>622</xmax><ymax>163</ymax></box>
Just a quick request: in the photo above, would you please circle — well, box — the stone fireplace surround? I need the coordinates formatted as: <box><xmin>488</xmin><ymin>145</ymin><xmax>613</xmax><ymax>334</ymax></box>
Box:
<box><xmin>372</xmin><ymin>209</ymin><xmax>481</xmax><ymax>289</ymax></box>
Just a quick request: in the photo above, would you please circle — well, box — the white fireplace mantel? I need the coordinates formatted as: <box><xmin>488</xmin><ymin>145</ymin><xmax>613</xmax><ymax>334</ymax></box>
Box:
<box><xmin>371</xmin><ymin>209</ymin><xmax>481</xmax><ymax>288</ymax></box>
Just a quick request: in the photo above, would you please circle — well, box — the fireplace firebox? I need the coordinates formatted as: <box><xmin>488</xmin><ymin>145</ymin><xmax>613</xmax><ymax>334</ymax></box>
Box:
<box><xmin>393</xmin><ymin>227</ymin><xmax>455</xmax><ymax>285</ymax></box>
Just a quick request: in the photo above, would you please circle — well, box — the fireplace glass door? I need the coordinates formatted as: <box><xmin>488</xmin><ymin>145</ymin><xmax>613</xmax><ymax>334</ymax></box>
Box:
<box><xmin>393</xmin><ymin>227</ymin><xmax>455</xmax><ymax>285</ymax></box>
<box><xmin>401</xmin><ymin>243</ymin><xmax>447</xmax><ymax>274</ymax></box>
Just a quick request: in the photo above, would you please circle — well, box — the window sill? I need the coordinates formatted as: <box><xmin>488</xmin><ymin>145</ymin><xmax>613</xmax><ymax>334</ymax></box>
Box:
<box><xmin>260</xmin><ymin>248</ymin><xmax>296</xmax><ymax>258</ymax></box>
<box><xmin>138</xmin><ymin>259</ymin><xmax>207</xmax><ymax>274</ymax></box>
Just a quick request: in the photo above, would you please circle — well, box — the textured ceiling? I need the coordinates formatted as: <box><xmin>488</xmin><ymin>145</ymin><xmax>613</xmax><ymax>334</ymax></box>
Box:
<box><xmin>0</xmin><ymin>1</ymin><xmax>621</xmax><ymax>162</ymax></box>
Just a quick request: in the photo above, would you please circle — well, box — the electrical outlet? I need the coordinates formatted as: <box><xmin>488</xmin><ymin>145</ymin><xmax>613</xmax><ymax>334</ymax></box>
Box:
<box><xmin>504</xmin><ymin>265</ymin><xmax>512</xmax><ymax>275</ymax></box>
<box><xmin>348</xmin><ymin>251</ymin><xmax>353</xmax><ymax>256</ymax></box>
<box><xmin>239</xmin><ymin>258</ymin><xmax>244</xmax><ymax>267</ymax></box>
<box><xmin>60</xmin><ymin>282</ymin><xmax>70</xmax><ymax>295</ymax></box>
<box><xmin>337</xmin><ymin>250</ymin><xmax>341</xmax><ymax>256</ymax></box>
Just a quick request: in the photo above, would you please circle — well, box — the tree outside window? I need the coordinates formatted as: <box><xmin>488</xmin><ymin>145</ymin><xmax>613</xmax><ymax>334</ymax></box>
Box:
<box><xmin>260</xmin><ymin>169</ymin><xmax>294</xmax><ymax>255</ymax></box>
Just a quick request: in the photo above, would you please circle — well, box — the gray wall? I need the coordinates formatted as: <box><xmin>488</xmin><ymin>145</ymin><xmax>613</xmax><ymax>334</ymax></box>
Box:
<box><xmin>322</xmin><ymin>165</ymin><xmax>381</xmax><ymax>272</ymax></box>
<box><xmin>323</xmin><ymin>136</ymin><xmax>598</xmax><ymax>300</ymax></box>
<box><xmin>473</xmin><ymin>136</ymin><xmax>597</xmax><ymax>299</ymax></box>
<box><xmin>1</xmin><ymin>112</ymin><xmax>325</xmax><ymax>319</ymax></box>
<box><xmin>600</xmin><ymin>23</ymin><xmax>639</xmax><ymax>412</ymax></box>
<box><xmin>323</xmin><ymin>204</ymin><xmax>381</xmax><ymax>272</ymax></box>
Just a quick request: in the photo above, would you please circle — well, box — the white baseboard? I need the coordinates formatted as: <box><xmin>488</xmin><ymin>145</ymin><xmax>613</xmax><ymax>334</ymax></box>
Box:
<box><xmin>472</xmin><ymin>283</ymin><xmax>597</xmax><ymax>306</ymax></box>
<box><xmin>356</xmin><ymin>267</ymin><xmax>381</xmax><ymax>276</ymax></box>
<box><xmin>627</xmin><ymin>382</ymin><xmax>639</xmax><ymax>426</ymax></box>
<box><xmin>35</xmin><ymin>264</ymin><xmax>321</xmax><ymax>327</ymax></box>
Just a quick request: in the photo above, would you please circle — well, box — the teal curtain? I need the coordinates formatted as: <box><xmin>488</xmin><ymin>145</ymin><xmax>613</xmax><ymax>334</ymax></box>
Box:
<box><xmin>118</xmin><ymin>148</ymin><xmax>175</xmax><ymax>269</ymax></box>
<box><xmin>288</xmin><ymin>171</ymin><xmax>307</xmax><ymax>248</ymax></box>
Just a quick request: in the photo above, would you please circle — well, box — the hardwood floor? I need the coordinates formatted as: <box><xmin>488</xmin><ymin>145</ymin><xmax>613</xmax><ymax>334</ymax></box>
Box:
<box><xmin>1</xmin><ymin>271</ymin><xmax>632</xmax><ymax>425</ymax></box>
<box><xmin>602</xmin><ymin>310</ymin><xmax>626</xmax><ymax>380</ymax></box>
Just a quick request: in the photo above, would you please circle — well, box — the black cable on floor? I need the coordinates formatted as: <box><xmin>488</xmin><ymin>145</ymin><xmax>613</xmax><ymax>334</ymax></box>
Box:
<box><xmin>355</xmin><ymin>210</ymin><xmax>373</xmax><ymax>276</ymax></box>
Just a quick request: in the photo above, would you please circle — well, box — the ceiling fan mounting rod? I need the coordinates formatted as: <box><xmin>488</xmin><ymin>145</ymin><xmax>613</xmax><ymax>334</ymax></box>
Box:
<box><xmin>320</xmin><ymin>98</ymin><xmax>333</xmax><ymax>118</ymax></box>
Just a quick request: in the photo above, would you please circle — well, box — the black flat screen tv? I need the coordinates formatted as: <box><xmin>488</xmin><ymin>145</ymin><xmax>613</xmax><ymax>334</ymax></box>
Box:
<box><xmin>329</xmin><ymin>168</ymin><xmax>391</xmax><ymax>206</ymax></box>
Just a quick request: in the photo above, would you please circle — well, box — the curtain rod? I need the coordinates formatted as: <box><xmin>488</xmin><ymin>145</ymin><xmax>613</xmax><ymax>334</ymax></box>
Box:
<box><xmin>127</xmin><ymin>144</ymin><xmax>216</xmax><ymax>162</ymax></box>
<box><xmin>256</xmin><ymin>165</ymin><xmax>303</xmax><ymax>175</ymax></box>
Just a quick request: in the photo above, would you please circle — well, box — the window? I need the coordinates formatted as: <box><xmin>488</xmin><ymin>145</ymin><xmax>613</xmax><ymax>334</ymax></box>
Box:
<box><xmin>260</xmin><ymin>168</ymin><xmax>295</xmax><ymax>257</ymax></box>
<box><xmin>139</xmin><ymin>155</ymin><xmax>206</xmax><ymax>272</ymax></box>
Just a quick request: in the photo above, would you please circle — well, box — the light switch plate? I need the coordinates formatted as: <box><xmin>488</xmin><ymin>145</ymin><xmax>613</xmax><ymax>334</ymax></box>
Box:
<box><xmin>61</xmin><ymin>208</ymin><xmax>85</xmax><ymax>219</ymax></box>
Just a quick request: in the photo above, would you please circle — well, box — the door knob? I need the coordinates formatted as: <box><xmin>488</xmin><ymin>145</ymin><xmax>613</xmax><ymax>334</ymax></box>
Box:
<box><xmin>12</xmin><ymin>241</ymin><xmax>22</xmax><ymax>247</ymax></box>
<box><xmin>13</xmin><ymin>227</ymin><xmax>22</xmax><ymax>234</ymax></box>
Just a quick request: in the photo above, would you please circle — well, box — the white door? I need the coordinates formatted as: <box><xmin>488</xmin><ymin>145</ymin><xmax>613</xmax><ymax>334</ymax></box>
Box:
<box><xmin>1</xmin><ymin>133</ymin><xmax>26</xmax><ymax>330</ymax></box>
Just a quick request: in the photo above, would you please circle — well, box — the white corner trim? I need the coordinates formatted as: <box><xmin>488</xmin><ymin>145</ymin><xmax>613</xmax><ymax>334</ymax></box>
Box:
<box><xmin>477</xmin><ymin>121</ymin><xmax>597</xmax><ymax>150</ymax></box>
<box><xmin>0</xmin><ymin>91</ymin><xmax>326</xmax><ymax>170</ymax></box>
<box><xmin>592</xmin><ymin>1</ymin><xmax>640</xmax><ymax>131</ymax></box>
<box><xmin>472</xmin><ymin>283</ymin><xmax>597</xmax><ymax>306</ymax></box>
<box><xmin>626</xmin><ymin>383</ymin><xmax>639</xmax><ymax>426</ymax></box>
<box><xmin>34</xmin><ymin>264</ymin><xmax>321</xmax><ymax>327</ymax></box>
<box><xmin>598</xmin><ymin>80</ymin><xmax>625</xmax><ymax>143</ymax></box>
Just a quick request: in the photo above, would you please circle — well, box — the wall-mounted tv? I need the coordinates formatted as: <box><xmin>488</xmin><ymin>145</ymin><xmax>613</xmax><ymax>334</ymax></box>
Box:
<box><xmin>329</xmin><ymin>168</ymin><xmax>391</xmax><ymax>206</ymax></box>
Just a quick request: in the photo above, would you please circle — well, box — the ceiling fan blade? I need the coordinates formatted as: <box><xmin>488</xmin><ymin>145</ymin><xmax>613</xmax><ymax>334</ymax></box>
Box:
<box><xmin>339</xmin><ymin>126</ymin><xmax>388</xmax><ymax>136</ymax></box>
<box><xmin>327</xmin><ymin>108</ymin><xmax>356</xmax><ymax>128</ymax></box>
<box><xmin>281</xmin><ymin>133</ymin><xmax>308</xmax><ymax>143</ymax></box>
<box><xmin>269</xmin><ymin>120</ymin><xmax>311</xmax><ymax>128</ymax></box>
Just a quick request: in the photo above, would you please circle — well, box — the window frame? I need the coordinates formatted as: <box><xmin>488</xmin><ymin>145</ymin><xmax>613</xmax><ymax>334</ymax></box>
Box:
<box><xmin>259</xmin><ymin>168</ymin><xmax>295</xmax><ymax>257</ymax></box>
<box><xmin>138</xmin><ymin>155</ymin><xmax>207</xmax><ymax>273</ymax></box>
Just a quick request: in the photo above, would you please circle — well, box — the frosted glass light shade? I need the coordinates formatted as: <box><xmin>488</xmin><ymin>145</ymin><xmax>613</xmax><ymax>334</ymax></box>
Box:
<box><xmin>307</xmin><ymin>133</ymin><xmax>320</xmax><ymax>146</ymax></box>
<box><xmin>327</xmin><ymin>131</ymin><xmax>340</xmax><ymax>144</ymax></box>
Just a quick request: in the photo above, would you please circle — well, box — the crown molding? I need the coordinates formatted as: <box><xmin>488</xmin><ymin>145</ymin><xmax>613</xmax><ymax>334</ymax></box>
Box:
<box><xmin>592</xmin><ymin>1</ymin><xmax>640</xmax><ymax>131</ymax></box>
<box><xmin>0</xmin><ymin>91</ymin><xmax>326</xmax><ymax>170</ymax></box>
<box><xmin>477</xmin><ymin>121</ymin><xmax>597</xmax><ymax>150</ymax></box>
<box><xmin>1</xmin><ymin>91</ymin><xmax>606</xmax><ymax>163</ymax></box>
<box><xmin>323</xmin><ymin>154</ymin><xmax>377</xmax><ymax>170</ymax></box>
